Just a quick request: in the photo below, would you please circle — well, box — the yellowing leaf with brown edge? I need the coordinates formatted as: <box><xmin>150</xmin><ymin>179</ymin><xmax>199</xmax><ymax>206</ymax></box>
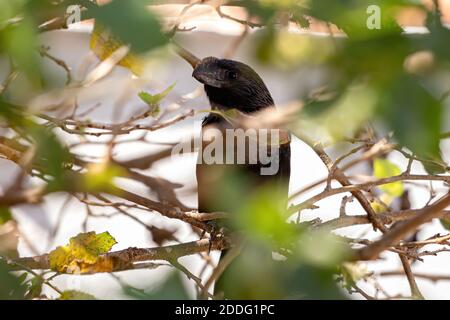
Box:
<box><xmin>49</xmin><ymin>231</ymin><xmax>117</xmax><ymax>273</ymax></box>
<box><xmin>90</xmin><ymin>22</ymin><xmax>144</xmax><ymax>75</ymax></box>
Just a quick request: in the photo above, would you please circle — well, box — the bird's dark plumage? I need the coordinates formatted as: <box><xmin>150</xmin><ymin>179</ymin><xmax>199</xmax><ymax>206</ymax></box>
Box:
<box><xmin>193</xmin><ymin>57</ymin><xmax>291</xmax><ymax>298</ymax></box>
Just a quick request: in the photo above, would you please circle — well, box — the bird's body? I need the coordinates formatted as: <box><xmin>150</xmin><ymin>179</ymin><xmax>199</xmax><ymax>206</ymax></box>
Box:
<box><xmin>192</xmin><ymin>57</ymin><xmax>291</xmax><ymax>298</ymax></box>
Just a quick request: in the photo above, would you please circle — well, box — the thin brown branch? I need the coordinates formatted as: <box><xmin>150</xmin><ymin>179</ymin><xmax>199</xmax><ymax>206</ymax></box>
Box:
<box><xmin>216</xmin><ymin>6</ymin><xmax>263</xmax><ymax>28</ymax></box>
<box><xmin>39</xmin><ymin>46</ymin><xmax>72</xmax><ymax>85</ymax></box>
<box><xmin>289</xmin><ymin>174</ymin><xmax>450</xmax><ymax>214</ymax></box>
<box><xmin>317</xmin><ymin>209</ymin><xmax>450</xmax><ymax>230</ymax></box>
<box><xmin>113</xmin><ymin>187</ymin><xmax>214</xmax><ymax>233</ymax></box>
<box><xmin>380</xmin><ymin>271</ymin><xmax>450</xmax><ymax>282</ymax></box>
<box><xmin>298</xmin><ymin>133</ymin><xmax>385</xmax><ymax>232</ymax></box>
<box><xmin>354</xmin><ymin>192</ymin><xmax>450</xmax><ymax>261</ymax></box>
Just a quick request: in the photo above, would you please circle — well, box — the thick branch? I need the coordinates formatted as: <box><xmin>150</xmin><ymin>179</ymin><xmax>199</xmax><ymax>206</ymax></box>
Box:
<box><xmin>11</xmin><ymin>238</ymin><xmax>229</xmax><ymax>274</ymax></box>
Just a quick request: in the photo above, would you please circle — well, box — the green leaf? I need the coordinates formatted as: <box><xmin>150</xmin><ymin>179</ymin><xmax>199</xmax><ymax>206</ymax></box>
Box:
<box><xmin>138</xmin><ymin>83</ymin><xmax>176</xmax><ymax>117</ymax></box>
<box><xmin>49</xmin><ymin>231</ymin><xmax>117</xmax><ymax>273</ymax></box>
<box><xmin>25</xmin><ymin>276</ymin><xmax>43</xmax><ymax>300</ymax></box>
<box><xmin>373</xmin><ymin>158</ymin><xmax>404</xmax><ymax>197</ymax></box>
<box><xmin>58</xmin><ymin>290</ymin><xmax>97</xmax><ymax>300</ymax></box>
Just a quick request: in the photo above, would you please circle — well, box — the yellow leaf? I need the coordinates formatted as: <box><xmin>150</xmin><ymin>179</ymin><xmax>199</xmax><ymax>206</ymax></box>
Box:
<box><xmin>373</xmin><ymin>158</ymin><xmax>404</xmax><ymax>197</ymax></box>
<box><xmin>90</xmin><ymin>22</ymin><xmax>143</xmax><ymax>75</ymax></box>
<box><xmin>370</xmin><ymin>200</ymin><xmax>387</xmax><ymax>214</ymax></box>
<box><xmin>49</xmin><ymin>232</ymin><xmax>117</xmax><ymax>273</ymax></box>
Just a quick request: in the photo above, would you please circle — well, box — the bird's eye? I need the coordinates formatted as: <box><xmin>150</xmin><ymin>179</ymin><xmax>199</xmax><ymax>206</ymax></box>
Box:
<box><xmin>227</xmin><ymin>71</ymin><xmax>238</xmax><ymax>80</ymax></box>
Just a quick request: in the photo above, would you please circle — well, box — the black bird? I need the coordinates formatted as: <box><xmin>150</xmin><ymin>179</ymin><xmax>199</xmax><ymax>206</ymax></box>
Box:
<box><xmin>192</xmin><ymin>56</ymin><xmax>291</xmax><ymax>298</ymax></box>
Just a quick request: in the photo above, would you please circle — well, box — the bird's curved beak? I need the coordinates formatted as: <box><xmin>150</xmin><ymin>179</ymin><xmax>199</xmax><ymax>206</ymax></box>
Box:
<box><xmin>192</xmin><ymin>61</ymin><xmax>223</xmax><ymax>88</ymax></box>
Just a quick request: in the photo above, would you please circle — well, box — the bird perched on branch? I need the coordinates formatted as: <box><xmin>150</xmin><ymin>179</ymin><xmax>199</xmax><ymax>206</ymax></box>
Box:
<box><xmin>176</xmin><ymin>45</ymin><xmax>291</xmax><ymax>298</ymax></box>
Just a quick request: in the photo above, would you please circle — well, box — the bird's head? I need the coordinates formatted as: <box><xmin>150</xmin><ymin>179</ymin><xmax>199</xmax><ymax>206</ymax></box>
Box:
<box><xmin>192</xmin><ymin>57</ymin><xmax>274</xmax><ymax>112</ymax></box>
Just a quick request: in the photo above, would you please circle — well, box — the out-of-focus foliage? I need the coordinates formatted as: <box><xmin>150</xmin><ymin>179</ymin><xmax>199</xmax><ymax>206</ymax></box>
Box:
<box><xmin>0</xmin><ymin>0</ymin><xmax>172</xmax><ymax>299</ymax></box>
<box><xmin>58</xmin><ymin>290</ymin><xmax>97</xmax><ymax>300</ymax></box>
<box><xmin>0</xmin><ymin>102</ymin><xmax>73</xmax><ymax>190</ymax></box>
<box><xmin>0</xmin><ymin>0</ymin><xmax>169</xmax><ymax>187</ymax></box>
<box><xmin>85</xmin><ymin>0</ymin><xmax>167</xmax><ymax>54</ymax></box>
<box><xmin>213</xmin><ymin>175</ymin><xmax>348</xmax><ymax>299</ymax></box>
<box><xmin>0</xmin><ymin>263</ymin><xmax>28</xmax><ymax>300</ymax></box>
<box><xmin>123</xmin><ymin>272</ymin><xmax>190</xmax><ymax>300</ymax></box>
<box><xmin>83</xmin><ymin>161</ymin><xmax>126</xmax><ymax>193</ymax></box>
<box><xmin>199</xmin><ymin>0</ymin><xmax>448</xmax><ymax>298</ymax></box>
<box><xmin>440</xmin><ymin>217</ymin><xmax>450</xmax><ymax>231</ymax></box>
<box><xmin>339</xmin><ymin>262</ymin><xmax>370</xmax><ymax>291</ymax></box>
<box><xmin>0</xmin><ymin>209</ymin><xmax>18</xmax><ymax>259</ymax></box>
<box><xmin>90</xmin><ymin>22</ymin><xmax>144</xmax><ymax>75</ymax></box>
<box><xmin>25</xmin><ymin>276</ymin><xmax>44</xmax><ymax>299</ymax></box>
<box><xmin>0</xmin><ymin>1</ymin><xmax>42</xmax><ymax>89</ymax></box>
<box><xmin>246</xmin><ymin>0</ymin><xmax>448</xmax><ymax>174</ymax></box>
<box><xmin>0</xmin><ymin>207</ymin><xmax>12</xmax><ymax>225</ymax></box>
<box><xmin>49</xmin><ymin>231</ymin><xmax>117</xmax><ymax>273</ymax></box>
